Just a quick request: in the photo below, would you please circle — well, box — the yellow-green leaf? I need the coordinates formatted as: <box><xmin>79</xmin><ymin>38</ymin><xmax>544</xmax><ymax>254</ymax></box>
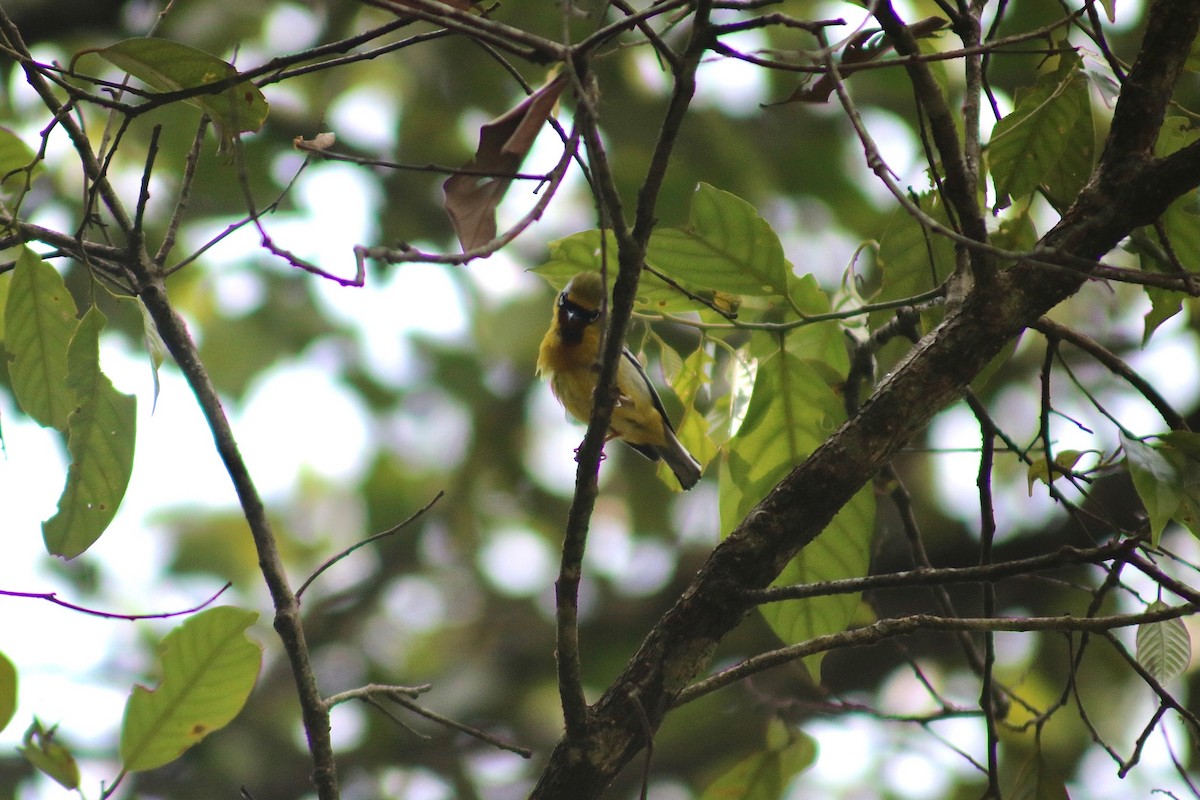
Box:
<box><xmin>42</xmin><ymin>308</ymin><xmax>137</xmax><ymax>559</ymax></box>
<box><xmin>0</xmin><ymin>650</ymin><xmax>16</xmax><ymax>734</ymax></box>
<box><xmin>93</xmin><ymin>38</ymin><xmax>269</xmax><ymax>152</ymax></box>
<box><xmin>120</xmin><ymin>606</ymin><xmax>261</xmax><ymax>772</ymax></box>
<box><xmin>1026</xmin><ymin>449</ymin><xmax>1084</xmax><ymax>495</ymax></box>
<box><xmin>4</xmin><ymin>249</ymin><xmax>78</xmax><ymax>431</ymax></box>
<box><xmin>19</xmin><ymin>719</ymin><xmax>79</xmax><ymax>790</ymax></box>
<box><xmin>1136</xmin><ymin>600</ymin><xmax>1191</xmax><ymax>683</ymax></box>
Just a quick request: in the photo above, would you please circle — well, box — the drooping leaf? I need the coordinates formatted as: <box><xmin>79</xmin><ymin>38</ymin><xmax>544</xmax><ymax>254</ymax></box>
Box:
<box><xmin>19</xmin><ymin>719</ymin><xmax>79</xmax><ymax>790</ymax></box>
<box><xmin>1122</xmin><ymin>434</ymin><xmax>1181</xmax><ymax>545</ymax></box>
<box><xmin>444</xmin><ymin>72</ymin><xmax>567</xmax><ymax>251</ymax></box>
<box><xmin>1121</xmin><ymin>433</ymin><xmax>1200</xmax><ymax>545</ymax></box>
<box><xmin>120</xmin><ymin>606</ymin><xmax>261</xmax><ymax>772</ymax></box>
<box><xmin>0</xmin><ymin>650</ymin><xmax>16</xmax><ymax>734</ymax></box>
<box><xmin>1133</xmin><ymin>201</ymin><xmax>1200</xmax><ymax>344</ymax></box>
<box><xmin>42</xmin><ymin>308</ymin><xmax>138</xmax><ymax>559</ymax></box>
<box><xmin>721</xmin><ymin>351</ymin><xmax>875</xmax><ymax>675</ymax></box>
<box><xmin>647</xmin><ymin>183</ymin><xmax>790</xmax><ymax>299</ymax></box>
<box><xmin>763</xmin><ymin>486</ymin><xmax>875</xmax><ymax>679</ymax></box>
<box><xmin>138</xmin><ymin>297</ymin><xmax>168</xmax><ymax>412</ymax></box>
<box><xmin>4</xmin><ymin>248</ymin><xmax>78</xmax><ymax>431</ymax></box>
<box><xmin>1136</xmin><ymin>600</ymin><xmax>1191</xmax><ymax>683</ymax></box>
<box><xmin>989</xmin><ymin>51</ymin><xmax>1092</xmax><ymax>210</ymax></box>
<box><xmin>699</xmin><ymin>722</ymin><xmax>816</xmax><ymax>800</ymax></box>
<box><xmin>91</xmin><ymin>38</ymin><xmax>269</xmax><ymax>152</ymax></box>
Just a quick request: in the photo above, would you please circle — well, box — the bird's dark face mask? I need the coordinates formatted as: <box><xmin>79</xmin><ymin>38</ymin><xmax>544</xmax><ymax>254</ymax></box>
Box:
<box><xmin>557</xmin><ymin>291</ymin><xmax>601</xmax><ymax>344</ymax></box>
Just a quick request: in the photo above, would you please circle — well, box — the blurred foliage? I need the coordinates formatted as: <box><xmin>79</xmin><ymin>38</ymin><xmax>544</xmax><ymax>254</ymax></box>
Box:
<box><xmin>2</xmin><ymin>0</ymin><xmax>1200</xmax><ymax>798</ymax></box>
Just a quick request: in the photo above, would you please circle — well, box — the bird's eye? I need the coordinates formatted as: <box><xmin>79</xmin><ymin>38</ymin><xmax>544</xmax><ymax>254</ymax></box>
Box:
<box><xmin>558</xmin><ymin>292</ymin><xmax>569</xmax><ymax>307</ymax></box>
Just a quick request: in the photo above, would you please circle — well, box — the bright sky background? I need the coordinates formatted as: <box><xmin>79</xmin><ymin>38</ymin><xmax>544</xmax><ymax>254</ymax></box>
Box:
<box><xmin>3</xmin><ymin>0</ymin><xmax>1196</xmax><ymax>796</ymax></box>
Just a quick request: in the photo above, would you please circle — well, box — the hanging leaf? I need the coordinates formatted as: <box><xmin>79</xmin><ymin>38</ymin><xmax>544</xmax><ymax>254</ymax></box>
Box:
<box><xmin>19</xmin><ymin>719</ymin><xmax>80</xmax><ymax>790</ymax></box>
<box><xmin>89</xmin><ymin>38</ymin><xmax>269</xmax><ymax>153</ymax></box>
<box><xmin>443</xmin><ymin>72</ymin><xmax>567</xmax><ymax>251</ymax></box>
<box><xmin>721</xmin><ymin>351</ymin><xmax>875</xmax><ymax>677</ymax></box>
<box><xmin>120</xmin><ymin>606</ymin><xmax>261</xmax><ymax>772</ymax></box>
<box><xmin>4</xmin><ymin>249</ymin><xmax>78</xmax><ymax>431</ymax></box>
<box><xmin>42</xmin><ymin>308</ymin><xmax>138</xmax><ymax>559</ymax></box>
<box><xmin>989</xmin><ymin>51</ymin><xmax>1092</xmax><ymax>210</ymax></box>
<box><xmin>1136</xmin><ymin>600</ymin><xmax>1191</xmax><ymax>683</ymax></box>
<box><xmin>0</xmin><ymin>650</ymin><xmax>16</xmax><ymax>734</ymax></box>
<box><xmin>1121</xmin><ymin>433</ymin><xmax>1200</xmax><ymax>545</ymax></box>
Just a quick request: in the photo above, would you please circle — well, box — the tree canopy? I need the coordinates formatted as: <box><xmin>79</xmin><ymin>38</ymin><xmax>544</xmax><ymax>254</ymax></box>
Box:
<box><xmin>3</xmin><ymin>0</ymin><xmax>1200</xmax><ymax>798</ymax></box>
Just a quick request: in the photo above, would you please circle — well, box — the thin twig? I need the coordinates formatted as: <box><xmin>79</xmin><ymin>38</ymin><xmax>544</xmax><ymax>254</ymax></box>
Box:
<box><xmin>0</xmin><ymin>583</ymin><xmax>232</xmax><ymax>621</ymax></box>
<box><xmin>296</xmin><ymin>491</ymin><xmax>445</xmax><ymax>599</ymax></box>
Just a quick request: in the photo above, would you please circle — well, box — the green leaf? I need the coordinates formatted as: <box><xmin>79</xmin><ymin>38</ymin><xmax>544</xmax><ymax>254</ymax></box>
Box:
<box><xmin>763</xmin><ymin>486</ymin><xmax>875</xmax><ymax>678</ymax></box>
<box><xmin>1136</xmin><ymin>600</ymin><xmax>1191</xmax><ymax>683</ymax></box>
<box><xmin>531</xmin><ymin>232</ymin><xmax>698</xmax><ymax>313</ymax></box>
<box><xmin>989</xmin><ymin>53</ymin><xmax>1092</xmax><ymax>209</ymax></box>
<box><xmin>647</xmin><ymin>183</ymin><xmax>789</xmax><ymax>298</ymax></box>
<box><xmin>0</xmin><ymin>650</ymin><xmax>16</xmax><ymax>734</ymax></box>
<box><xmin>42</xmin><ymin>308</ymin><xmax>138</xmax><ymax>559</ymax></box>
<box><xmin>721</xmin><ymin>352</ymin><xmax>875</xmax><ymax>674</ymax></box>
<box><xmin>700</xmin><ymin>723</ymin><xmax>816</xmax><ymax>800</ymax></box>
<box><xmin>1122</xmin><ymin>434</ymin><xmax>1180</xmax><ymax>545</ymax></box>
<box><xmin>1134</xmin><ymin>203</ymin><xmax>1200</xmax><ymax>343</ymax></box>
<box><xmin>4</xmin><ymin>249</ymin><xmax>78</xmax><ymax>430</ymax></box>
<box><xmin>0</xmin><ymin>126</ymin><xmax>42</xmax><ymax>197</ymax></box>
<box><xmin>1026</xmin><ymin>449</ymin><xmax>1084</xmax><ymax>495</ymax></box>
<box><xmin>120</xmin><ymin>606</ymin><xmax>261</xmax><ymax>772</ymax></box>
<box><xmin>1121</xmin><ymin>433</ymin><xmax>1200</xmax><ymax>545</ymax></box>
<box><xmin>19</xmin><ymin>719</ymin><xmax>79</xmax><ymax>790</ymax></box>
<box><xmin>93</xmin><ymin>38</ymin><xmax>269</xmax><ymax>152</ymax></box>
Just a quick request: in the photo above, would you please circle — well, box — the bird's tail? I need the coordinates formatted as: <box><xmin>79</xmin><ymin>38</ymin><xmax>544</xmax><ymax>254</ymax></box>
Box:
<box><xmin>659</xmin><ymin>429</ymin><xmax>702</xmax><ymax>490</ymax></box>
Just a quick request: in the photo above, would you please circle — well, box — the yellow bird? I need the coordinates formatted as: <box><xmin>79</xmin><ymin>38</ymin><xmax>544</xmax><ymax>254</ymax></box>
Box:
<box><xmin>537</xmin><ymin>271</ymin><xmax>702</xmax><ymax>490</ymax></box>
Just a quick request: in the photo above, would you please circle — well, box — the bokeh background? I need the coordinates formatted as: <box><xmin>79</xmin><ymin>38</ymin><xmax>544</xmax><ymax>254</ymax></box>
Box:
<box><xmin>3</xmin><ymin>0</ymin><xmax>1200</xmax><ymax>797</ymax></box>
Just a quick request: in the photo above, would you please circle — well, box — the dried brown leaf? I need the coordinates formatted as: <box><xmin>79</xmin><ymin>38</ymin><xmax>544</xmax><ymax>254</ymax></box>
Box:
<box><xmin>443</xmin><ymin>73</ymin><xmax>568</xmax><ymax>251</ymax></box>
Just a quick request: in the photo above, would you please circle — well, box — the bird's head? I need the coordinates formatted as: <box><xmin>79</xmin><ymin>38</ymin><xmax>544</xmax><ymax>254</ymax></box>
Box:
<box><xmin>556</xmin><ymin>272</ymin><xmax>606</xmax><ymax>344</ymax></box>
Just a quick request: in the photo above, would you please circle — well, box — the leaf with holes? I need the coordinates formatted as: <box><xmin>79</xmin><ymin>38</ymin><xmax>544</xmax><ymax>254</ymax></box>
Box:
<box><xmin>120</xmin><ymin>607</ymin><xmax>261</xmax><ymax>772</ymax></box>
<box><xmin>42</xmin><ymin>308</ymin><xmax>137</xmax><ymax>559</ymax></box>
<box><xmin>1136</xmin><ymin>601</ymin><xmax>1192</xmax><ymax>683</ymax></box>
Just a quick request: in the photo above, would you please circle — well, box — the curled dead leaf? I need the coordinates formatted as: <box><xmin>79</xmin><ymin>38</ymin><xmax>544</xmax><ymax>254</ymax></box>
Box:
<box><xmin>443</xmin><ymin>72</ymin><xmax>568</xmax><ymax>252</ymax></box>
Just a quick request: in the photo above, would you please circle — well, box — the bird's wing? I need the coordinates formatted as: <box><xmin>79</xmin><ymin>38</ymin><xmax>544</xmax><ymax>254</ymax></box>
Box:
<box><xmin>620</xmin><ymin>347</ymin><xmax>677</xmax><ymax>434</ymax></box>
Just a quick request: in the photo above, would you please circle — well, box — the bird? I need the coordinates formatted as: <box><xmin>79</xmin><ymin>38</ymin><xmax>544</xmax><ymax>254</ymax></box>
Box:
<box><xmin>536</xmin><ymin>271</ymin><xmax>702</xmax><ymax>490</ymax></box>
